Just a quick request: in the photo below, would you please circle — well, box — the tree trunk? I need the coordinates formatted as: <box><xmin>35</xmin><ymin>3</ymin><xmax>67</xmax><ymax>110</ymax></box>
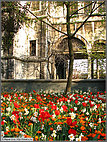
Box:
<box><xmin>65</xmin><ymin>40</ymin><xmax>74</xmax><ymax>93</ymax></box>
<box><xmin>65</xmin><ymin>2</ymin><xmax>74</xmax><ymax>94</ymax></box>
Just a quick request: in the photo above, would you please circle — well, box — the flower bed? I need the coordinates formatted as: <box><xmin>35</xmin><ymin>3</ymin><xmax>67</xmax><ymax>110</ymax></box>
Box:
<box><xmin>1</xmin><ymin>90</ymin><xmax>106</xmax><ymax>141</ymax></box>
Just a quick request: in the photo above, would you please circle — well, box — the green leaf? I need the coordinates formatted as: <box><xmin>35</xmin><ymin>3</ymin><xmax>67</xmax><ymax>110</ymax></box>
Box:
<box><xmin>92</xmin><ymin>134</ymin><xmax>99</xmax><ymax>140</ymax></box>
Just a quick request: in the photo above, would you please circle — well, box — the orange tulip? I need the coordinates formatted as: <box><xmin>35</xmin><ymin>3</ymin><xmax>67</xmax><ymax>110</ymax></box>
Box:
<box><xmin>2</xmin><ymin>117</ymin><xmax>5</xmax><ymax>119</ymax></box>
<box><xmin>97</xmin><ymin>134</ymin><xmax>100</xmax><ymax>139</ymax></box>
<box><xmin>28</xmin><ymin>123</ymin><xmax>33</xmax><ymax>126</ymax></box>
<box><xmin>49</xmin><ymin>139</ymin><xmax>53</xmax><ymax>141</ymax></box>
<box><xmin>11</xmin><ymin>128</ymin><xmax>15</xmax><ymax>132</ymax></box>
<box><xmin>50</xmin><ymin>127</ymin><xmax>54</xmax><ymax>131</ymax></box>
<box><xmin>49</xmin><ymin>123</ymin><xmax>53</xmax><ymax>125</ymax></box>
<box><xmin>4</xmin><ymin>132</ymin><xmax>8</xmax><ymax>135</ymax></box>
<box><xmin>57</xmin><ymin>122</ymin><xmax>63</xmax><ymax>125</ymax></box>
<box><xmin>14</xmin><ymin>128</ymin><xmax>20</xmax><ymax>132</ymax></box>
<box><xmin>37</xmin><ymin>131</ymin><xmax>41</xmax><ymax>134</ymax></box>
<box><xmin>24</xmin><ymin>135</ymin><xmax>32</xmax><ymax>138</ymax></box>
<box><xmin>81</xmin><ymin>136</ymin><xmax>88</xmax><ymax>141</ymax></box>
<box><xmin>80</xmin><ymin>126</ymin><xmax>85</xmax><ymax>131</ymax></box>
<box><xmin>101</xmin><ymin>133</ymin><xmax>106</xmax><ymax>137</ymax></box>
<box><xmin>92</xmin><ymin>134</ymin><xmax>96</xmax><ymax>137</ymax></box>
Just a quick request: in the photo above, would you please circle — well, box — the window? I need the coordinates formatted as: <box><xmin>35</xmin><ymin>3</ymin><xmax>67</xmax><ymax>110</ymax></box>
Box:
<box><xmin>56</xmin><ymin>2</ymin><xmax>63</xmax><ymax>6</ymax></box>
<box><xmin>31</xmin><ymin>1</ymin><xmax>40</xmax><ymax>11</ymax></box>
<box><xmin>70</xmin><ymin>2</ymin><xmax>78</xmax><ymax>14</ymax></box>
<box><xmin>30</xmin><ymin>40</ymin><xmax>36</xmax><ymax>56</ymax></box>
<box><xmin>98</xmin><ymin>1</ymin><xmax>105</xmax><ymax>13</ymax></box>
<box><xmin>84</xmin><ymin>2</ymin><xmax>92</xmax><ymax>14</ymax></box>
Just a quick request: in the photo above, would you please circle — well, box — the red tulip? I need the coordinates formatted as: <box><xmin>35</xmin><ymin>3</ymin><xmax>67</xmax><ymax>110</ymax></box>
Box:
<box><xmin>39</xmin><ymin>111</ymin><xmax>51</xmax><ymax>121</ymax></box>
<box><xmin>34</xmin><ymin>104</ymin><xmax>40</xmax><ymax>109</ymax></box>
<box><xmin>64</xmin><ymin>98</ymin><xmax>68</xmax><ymax>102</ymax></box>
<box><xmin>70</xmin><ymin>108</ymin><xmax>74</xmax><ymax>112</ymax></box>
<box><xmin>51</xmin><ymin>105</ymin><xmax>57</xmax><ymax>110</ymax></box>
<box><xmin>1</xmin><ymin>121</ymin><xmax>4</xmax><ymax>125</ymax></box>
<box><xmin>18</xmin><ymin>97</ymin><xmax>21</xmax><ymax>100</ymax></box>
<box><xmin>39</xmin><ymin>109</ymin><xmax>44</xmax><ymax>114</ymax></box>
<box><xmin>68</xmin><ymin>129</ymin><xmax>76</xmax><ymax>136</ymax></box>
<box><xmin>12</xmin><ymin>111</ymin><xmax>19</xmax><ymax>115</ymax></box>
<box><xmin>84</xmin><ymin>97</ymin><xmax>86</xmax><ymax>100</ymax></box>
<box><xmin>62</xmin><ymin>105</ymin><xmax>68</xmax><ymax>111</ymax></box>
<box><xmin>70</xmin><ymin>97</ymin><xmax>73</xmax><ymax>101</ymax></box>
<box><xmin>97</xmin><ymin>104</ymin><xmax>100</xmax><ymax>109</ymax></box>
<box><xmin>90</xmin><ymin>92</ymin><xmax>92</xmax><ymax>95</ymax></box>
<box><xmin>14</xmin><ymin>102</ymin><xmax>19</xmax><ymax>108</ymax></box>
<box><xmin>72</xmin><ymin>121</ymin><xmax>77</xmax><ymax>126</ymax></box>
<box><xmin>55</xmin><ymin>110</ymin><xmax>60</xmax><ymax>115</ymax></box>
<box><xmin>82</xmin><ymin>102</ymin><xmax>87</xmax><ymax>107</ymax></box>
<box><xmin>4</xmin><ymin>94</ymin><xmax>8</xmax><ymax>98</ymax></box>
<box><xmin>33</xmin><ymin>90</ymin><xmax>36</xmax><ymax>93</ymax></box>
<box><xmin>37</xmin><ymin>96</ymin><xmax>42</xmax><ymax>101</ymax></box>
<box><xmin>75</xmin><ymin>100</ymin><xmax>78</xmax><ymax>104</ymax></box>
<box><xmin>67</xmin><ymin>118</ymin><xmax>77</xmax><ymax>126</ymax></box>
<box><xmin>74</xmin><ymin>94</ymin><xmax>77</xmax><ymax>97</ymax></box>
<box><xmin>90</xmin><ymin>103</ymin><xmax>94</xmax><ymax>107</ymax></box>
<box><xmin>76</xmin><ymin>97</ymin><xmax>78</xmax><ymax>100</ymax></box>
<box><xmin>80</xmin><ymin>95</ymin><xmax>83</xmax><ymax>98</ymax></box>
<box><xmin>15</xmin><ymin>93</ymin><xmax>18</xmax><ymax>97</ymax></box>
<box><xmin>49</xmin><ymin>101</ymin><xmax>54</xmax><ymax>105</ymax></box>
<box><xmin>67</xmin><ymin>118</ymin><xmax>72</xmax><ymax>126</ymax></box>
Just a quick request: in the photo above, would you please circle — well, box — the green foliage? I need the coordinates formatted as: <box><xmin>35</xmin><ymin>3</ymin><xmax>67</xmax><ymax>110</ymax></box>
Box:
<box><xmin>1</xmin><ymin>1</ymin><xmax>30</xmax><ymax>54</ymax></box>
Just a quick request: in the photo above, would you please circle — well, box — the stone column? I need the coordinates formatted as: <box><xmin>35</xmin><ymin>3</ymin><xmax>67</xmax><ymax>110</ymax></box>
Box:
<box><xmin>96</xmin><ymin>59</ymin><xmax>100</xmax><ymax>79</ymax></box>
<box><xmin>91</xmin><ymin>58</ymin><xmax>94</xmax><ymax>79</ymax></box>
<box><xmin>51</xmin><ymin>63</ymin><xmax>54</xmax><ymax>79</ymax></box>
<box><xmin>92</xmin><ymin>22</ymin><xmax>95</xmax><ymax>43</ymax></box>
<box><xmin>51</xmin><ymin>55</ymin><xmax>56</xmax><ymax>79</ymax></box>
<box><xmin>88</xmin><ymin>53</ymin><xmax>91</xmax><ymax>79</ymax></box>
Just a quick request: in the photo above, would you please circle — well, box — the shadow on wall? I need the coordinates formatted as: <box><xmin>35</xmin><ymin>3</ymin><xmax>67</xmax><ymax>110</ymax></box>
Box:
<box><xmin>1</xmin><ymin>79</ymin><xmax>105</xmax><ymax>93</ymax></box>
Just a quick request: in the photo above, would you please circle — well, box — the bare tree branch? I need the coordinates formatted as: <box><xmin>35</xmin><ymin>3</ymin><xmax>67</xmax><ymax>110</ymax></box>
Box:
<box><xmin>69</xmin><ymin>1</ymin><xmax>94</xmax><ymax>18</ymax></box>
<box><xmin>17</xmin><ymin>2</ymin><xmax>68</xmax><ymax>36</ymax></box>
<box><xmin>70</xmin><ymin>2</ymin><xmax>105</xmax><ymax>38</ymax></box>
<box><xmin>16</xmin><ymin>1</ymin><xmax>105</xmax><ymax>40</ymax></box>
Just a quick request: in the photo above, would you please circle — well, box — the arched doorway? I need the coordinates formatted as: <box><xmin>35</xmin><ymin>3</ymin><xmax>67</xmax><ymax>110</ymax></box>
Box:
<box><xmin>53</xmin><ymin>37</ymin><xmax>88</xmax><ymax>79</ymax></box>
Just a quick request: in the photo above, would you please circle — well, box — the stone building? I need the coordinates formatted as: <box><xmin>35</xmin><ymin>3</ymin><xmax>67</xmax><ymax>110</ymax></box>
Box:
<box><xmin>1</xmin><ymin>1</ymin><xmax>106</xmax><ymax>80</ymax></box>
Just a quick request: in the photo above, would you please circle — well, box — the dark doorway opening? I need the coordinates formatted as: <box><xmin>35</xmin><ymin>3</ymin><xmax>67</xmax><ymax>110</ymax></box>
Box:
<box><xmin>55</xmin><ymin>56</ymin><xmax>67</xmax><ymax>79</ymax></box>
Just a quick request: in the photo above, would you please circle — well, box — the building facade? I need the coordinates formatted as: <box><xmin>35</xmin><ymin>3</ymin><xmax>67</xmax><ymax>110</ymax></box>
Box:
<box><xmin>1</xmin><ymin>1</ymin><xmax>106</xmax><ymax>80</ymax></box>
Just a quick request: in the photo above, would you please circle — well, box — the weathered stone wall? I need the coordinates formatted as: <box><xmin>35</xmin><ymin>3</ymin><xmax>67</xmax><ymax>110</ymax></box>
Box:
<box><xmin>1</xmin><ymin>1</ymin><xmax>106</xmax><ymax>80</ymax></box>
<box><xmin>14</xmin><ymin>60</ymin><xmax>41</xmax><ymax>79</ymax></box>
<box><xmin>1</xmin><ymin>79</ymin><xmax>105</xmax><ymax>93</ymax></box>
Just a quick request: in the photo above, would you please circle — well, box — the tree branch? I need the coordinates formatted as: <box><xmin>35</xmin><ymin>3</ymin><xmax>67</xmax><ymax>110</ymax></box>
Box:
<box><xmin>70</xmin><ymin>2</ymin><xmax>105</xmax><ymax>38</ymax></box>
<box><xmin>17</xmin><ymin>2</ymin><xmax>67</xmax><ymax>36</ymax></box>
<box><xmin>69</xmin><ymin>1</ymin><xmax>94</xmax><ymax>18</ymax></box>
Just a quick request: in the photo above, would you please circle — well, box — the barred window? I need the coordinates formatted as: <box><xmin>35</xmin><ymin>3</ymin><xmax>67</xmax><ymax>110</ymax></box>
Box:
<box><xmin>30</xmin><ymin>40</ymin><xmax>36</xmax><ymax>56</ymax></box>
<box><xmin>31</xmin><ymin>1</ymin><xmax>40</xmax><ymax>11</ymax></box>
